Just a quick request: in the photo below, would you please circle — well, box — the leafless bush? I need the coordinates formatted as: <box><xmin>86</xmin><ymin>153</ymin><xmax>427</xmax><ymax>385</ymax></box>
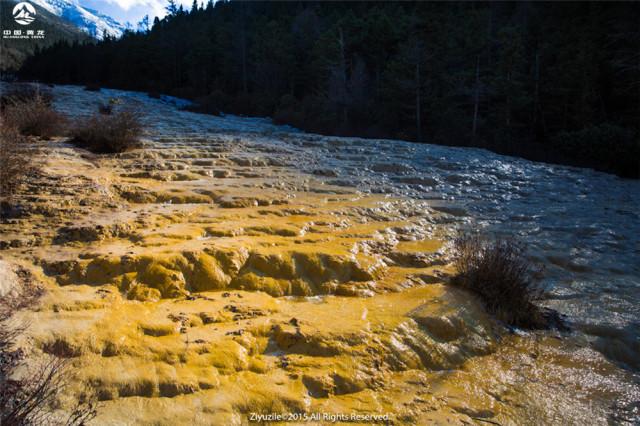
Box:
<box><xmin>2</xmin><ymin>93</ymin><xmax>66</xmax><ymax>139</ymax></box>
<box><xmin>0</xmin><ymin>84</ymin><xmax>53</xmax><ymax>109</ymax></box>
<box><xmin>97</xmin><ymin>102</ymin><xmax>113</xmax><ymax>115</ymax></box>
<box><xmin>0</xmin><ymin>124</ymin><xmax>35</xmax><ymax>213</ymax></box>
<box><xmin>0</xmin><ymin>269</ymin><xmax>97</xmax><ymax>425</ymax></box>
<box><xmin>450</xmin><ymin>233</ymin><xmax>558</xmax><ymax>329</ymax></box>
<box><xmin>97</xmin><ymin>98</ymin><xmax>122</xmax><ymax>116</ymax></box>
<box><xmin>71</xmin><ymin>110</ymin><xmax>143</xmax><ymax>153</ymax></box>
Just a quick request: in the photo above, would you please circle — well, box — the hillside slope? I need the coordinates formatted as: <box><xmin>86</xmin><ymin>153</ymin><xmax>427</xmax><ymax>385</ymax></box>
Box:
<box><xmin>0</xmin><ymin>0</ymin><xmax>89</xmax><ymax>71</ymax></box>
<box><xmin>29</xmin><ymin>0</ymin><xmax>125</xmax><ymax>39</ymax></box>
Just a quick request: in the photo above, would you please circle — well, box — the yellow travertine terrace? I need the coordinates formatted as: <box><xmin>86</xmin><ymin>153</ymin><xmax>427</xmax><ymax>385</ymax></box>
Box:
<box><xmin>1</xmin><ymin>85</ymin><xmax>638</xmax><ymax>425</ymax></box>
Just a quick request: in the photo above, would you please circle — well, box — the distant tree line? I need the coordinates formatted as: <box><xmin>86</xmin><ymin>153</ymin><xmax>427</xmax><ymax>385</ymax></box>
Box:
<box><xmin>19</xmin><ymin>1</ymin><xmax>640</xmax><ymax>177</ymax></box>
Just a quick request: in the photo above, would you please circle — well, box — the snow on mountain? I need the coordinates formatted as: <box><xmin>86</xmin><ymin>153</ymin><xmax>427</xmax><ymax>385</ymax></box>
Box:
<box><xmin>28</xmin><ymin>0</ymin><xmax>126</xmax><ymax>39</ymax></box>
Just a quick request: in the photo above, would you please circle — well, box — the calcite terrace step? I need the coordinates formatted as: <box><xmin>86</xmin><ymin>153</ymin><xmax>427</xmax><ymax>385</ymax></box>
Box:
<box><xmin>2</xmin><ymin>84</ymin><xmax>637</xmax><ymax>425</ymax></box>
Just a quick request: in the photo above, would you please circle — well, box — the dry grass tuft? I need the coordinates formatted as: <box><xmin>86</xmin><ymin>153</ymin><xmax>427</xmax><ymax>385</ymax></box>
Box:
<box><xmin>71</xmin><ymin>110</ymin><xmax>143</xmax><ymax>153</ymax></box>
<box><xmin>97</xmin><ymin>102</ymin><xmax>113</xmax><ymax>115</ymax></box>
<box><xmin>0</xmin><ymin>124</ymin><xmax>36</xmax><ymax>214</ymax></box>
<box><xmin>450</xmin><ymin>233</ymin><xmax>561</xmax><ymax>329</ymax></box>
<box><xmin>0</xmin><ymin>84</ymin><xmax>53</xmax><ymax>109</ymax></box>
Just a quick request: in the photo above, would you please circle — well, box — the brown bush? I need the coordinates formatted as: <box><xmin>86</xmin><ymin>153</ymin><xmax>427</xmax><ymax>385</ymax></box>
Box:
<box><xmin>0</xmin><ymin>124</ymin><xmax>35</xmax><ymax>212</ymax></box>
<box><xmin>0</xmin><ymin>268</ymin><xmax>97</xmax><ymax>425</ymax></box>
<box><xmin>2</xmin><ymin>94</ymin><xmax>66</xmax><ymax>138</ymax></box>
<box><xmin>450</xmin><ymin>234</ymin><xmax>561</xmax><ymax>329</ymax></box>
<box><xmin>0</xmin><ymin>84</ymin><xmax>53</xmax><ymax>109</ymax></box>
<box><xmin>71</xmin><ymin>110</ymin><xmax>143</xmax><ymax>153</ymax></box>
<box><xmin>97</xmin><ymin>102</ymin><xmax>113</xmax><ymax>115</ymax></box>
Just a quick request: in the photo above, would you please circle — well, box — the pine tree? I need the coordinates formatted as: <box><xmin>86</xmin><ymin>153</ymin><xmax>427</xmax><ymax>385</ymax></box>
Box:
<box><xmin>165</xmin><ymin>0</ymin><xmax>178</xmax><ymax>17</ymax></box>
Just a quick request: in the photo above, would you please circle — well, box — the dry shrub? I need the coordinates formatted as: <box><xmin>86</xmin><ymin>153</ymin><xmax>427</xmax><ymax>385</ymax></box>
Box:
<box><xmin>97</xmin><ymin>102</ymin><xmax>113</xmax><ymax>115</ymax></box>
<box><xmin>0</xmin><ymin>269</ymin><xmax>97</xmax><ymax>425</ymax></box>
<box><xmin>450</xmin><ymin>234</ymin><xmax>561</xmax><ymax>329</ymax></box>
<box><xmin>1</xmin><ymin>89</ymin><xmax>66</xmax><ymax>138</ymax></box>
<box><xmin>0</xmin><ymin>124</ymin><xmax>35</xmax><ymax>212</ymax></box>
<box><xmin>0</xmin><ymin>84</ymin><xmax>53</xmax><ymax>109</ymax></box>
<box><xmin>71</xmin><ymin>110</ymin><xmax>143</xmax><ymax>153</ymax></box>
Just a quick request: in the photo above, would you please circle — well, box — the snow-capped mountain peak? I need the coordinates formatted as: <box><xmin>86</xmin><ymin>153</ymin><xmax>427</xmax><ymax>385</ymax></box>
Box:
<box><xmin>27</xmin><ymin>0</ymin><xmax>126</xmax><ymax>39</ymax></box>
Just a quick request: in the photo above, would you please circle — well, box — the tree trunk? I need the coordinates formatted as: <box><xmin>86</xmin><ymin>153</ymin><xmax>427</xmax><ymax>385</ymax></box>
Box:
<box><xmin>338</xmin><ymin>27</ymin><xmax>348</xmax><ymax>126</ymax></box>
<box><xmin>533</xmin><ymin>50</ymin><xmax>540</xmax><ymax>127</ymax></box>
<box><xmin>506</xmin><ymin>53</ymin><xmax>513</xmax><ymax>128</ymax></box>
<box><xmin>416</xmin><ymin>62</ymin><xmax>422</xmax><ymax>143</ymax></box>
<box><xmin>472</xmin><ymin>54</ymin><xmax>481</xmax><ymax>142</ymax></box>
<box><xmin>241</xmin><ymin>25</ymin><xmax>248</xmax><ymax>94</ymax></box>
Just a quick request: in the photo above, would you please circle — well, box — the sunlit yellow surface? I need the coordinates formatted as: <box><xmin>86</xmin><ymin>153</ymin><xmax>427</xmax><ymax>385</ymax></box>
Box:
<box><xmin>2</xmin><ymin>138</ymin><xmax>636</xmax><ymax>425</ymax></box>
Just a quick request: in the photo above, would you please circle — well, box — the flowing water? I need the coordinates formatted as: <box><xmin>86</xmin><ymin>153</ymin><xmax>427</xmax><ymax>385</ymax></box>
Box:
<box><xmin>2</xmin><ymin>84</ymin><xmax>639</xmax><ymax>424</ymax></box>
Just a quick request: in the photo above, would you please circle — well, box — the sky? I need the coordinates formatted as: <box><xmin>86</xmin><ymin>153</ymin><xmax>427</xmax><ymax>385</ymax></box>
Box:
<box><xmin>79</xmin><ymin>0</ymin><xmax>197</xmax><ymax>26</ymax></box>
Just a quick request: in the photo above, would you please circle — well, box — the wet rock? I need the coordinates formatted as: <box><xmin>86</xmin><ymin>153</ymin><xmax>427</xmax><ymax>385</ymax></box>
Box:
<box><xmin>101</xmin><ymin>341</ymin><xmax>120</xmax><ymax>357</ymax></box>
<box><xmin>272</xmin><ymin>324</ymin><xmax>302</xmax><ymax>350</ymax></box>
<box><xmin>312</xmin><ymin>168</ymin><xmax>339</xmax><ymax>177</ymax></box>
<box><xmin>332</xmin><ymin>372</ymin><xmax>366</xmax><ymax>395</ymax></box>
<box><xmin>115</xmin><ymin>378</ymin><xmax>156</xmax><ymax>398</ymax></box>
<box><xmin>272</xmin><ymin>323</ymin><xmax>340</xmax><ymax>356</ymax></box>
<box><xmin>108</xmin><ymin>279</ymin><xmax>145</xmax><ymax>301</ymax></box>
<box><xmin>198</xmin><ymin>312</ymin><xmax>218</xmax><ymax>324</ymax></box>
<box><xmin>335</xmin><ymin>283</ymin><xmax>375</xmax><ymax>298</ymax></box>
<box><xmin>302</xmin><ymin>374</ymin><xmax>333</xmax><ymax>398</ymax></box>
<box><xmin>430</xmin><ymin>205</ymin><xmax>468</xmax><ymax>217</ymax></box>
<box><xmin>159</xmin><ymin>382</ymin><xmax>198</xmax><ymax>397</ymax></box>
<box><xmin>118</xmin><ymin>187</ymin><xmax>158</xmax><ymax>203</ymax></box>
<box><xmin>0</xmin><ymin>238</ymin><xmax>32</xmax><ymax>250</ymax></box>
<box><xmin>412</xmin><ymin>273</ymin><xmax>443</xmax><ymax>285</ymax></box>
<box><xmin>225</xmin><ymin>304</ymin><xmax>239</xmax><ymax>313</ymax></box>
<box><xmin>192</xmin><ymin>159</ymin><xmax>215</xmax><ymax>166</ymax></box>
<box><xmin>386</xmin><ymin>252</ymin><xmax>444</xmax><ymax>268</ymax></box>
<box><xmin>208</xmin><ymin>340</ymin><xmax>250</xmax><ymax>373</ymax></box>
<box><xmin>224</xmin><ymin>304</ymin><xmax>264</xmax><ymax>321</ymax></box>
<box><xmin>395</xmin><ymin>176</ymin><xmax>439</xmax><ymax>186</ymax></box>
<box><xmin>279</xmin><ymin>356</ymin><xmax>290</xmax><ymax>369</ymax></box>
<box><xmin>183</xmin><ymin>252</ymin><xmax>230</xmax><ymax>291</ymax></box>
<box><xmin>371</xmin><ymin>163</ymin><xmax>414</xmax><ymax>174</ymax></box>
<box><xmin>232</xmin><ymin>252</ymin><xmax>381</xmax><ymax>294</ymax></box>
<box><xmin>55</xmin><ymin>222</ymin><xmax>135</xmax><ymax>244</ymax></box>
<box><xmin>216</xmin><ymin>195</ymin><xmax>258</xmax><ymax>208</ymax></box>
<box><xmin>136</xmin><ymin>261</ymin><xmax>188</xmax><ymax>298</ymax></box>
<box><xmin>41</xmin><ymin>259</ymin><xmax>80</xmax><ymax>276</ymax></box>
<box><xmin>245</xmin><ymin>225</ymin><xmax>300</xmax><ymax>237</ymax></box>
<box><xmin>386</xmin><ymin>293</ymin><xmax>498</xmax><ymax>371</ymax></box>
